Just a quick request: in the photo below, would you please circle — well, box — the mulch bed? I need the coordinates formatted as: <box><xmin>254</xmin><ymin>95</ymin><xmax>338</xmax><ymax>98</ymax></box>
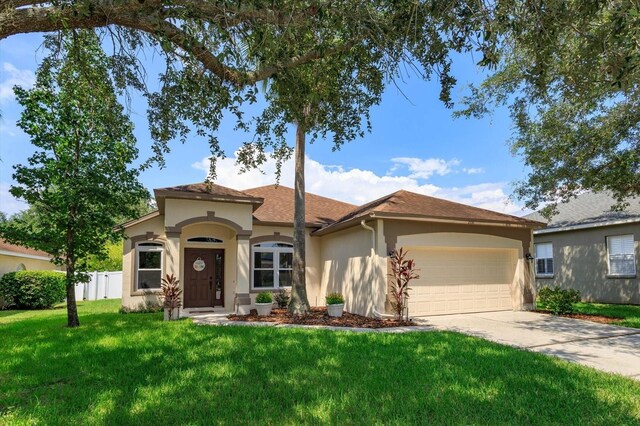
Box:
<box><xmin>535</xmin><ymin>309</ymin><xmax>623</xmax><ymax>325</ymax></box>
<box><xmin>227</xmin><ymin>307</ymin><xmax>414</xmax><ymax>329</ymax></box>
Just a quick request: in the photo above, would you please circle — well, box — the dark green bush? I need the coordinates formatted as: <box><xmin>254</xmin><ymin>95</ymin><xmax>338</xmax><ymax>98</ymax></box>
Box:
<box><xmin>537</xmin><ymin>286</ymin><xmax>581</xmax><ymax>315</ymax></box>
<box><xmin>326</xmin><ymin>292</ymin><xmax>345</xmax><ymax>305</ymax></box>
<box><xmin>0</xmin><ymin>271</ymin><xmax>66</xmax><ymax>309</ymax></box>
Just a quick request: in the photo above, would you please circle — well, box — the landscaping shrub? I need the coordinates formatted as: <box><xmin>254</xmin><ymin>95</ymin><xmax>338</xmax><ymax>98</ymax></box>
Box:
<box><xmin>119</xmin><ymin>301</ymin><xmax>162</xmax><ymax>314</ymax></box>
<box><xmin>538</xmin><ymin>286</ymin><xmax>581</xmax><ymax>315</ymax></box>
<box><xmin>274</xmin><ymin>290</ymin><xmax>290</xmax><ymax>308</ymax></box>
<box><xmin>0</xmin><ymin>271</ymin><xmax>66</xmax><ymax>309</ymax></box>
<box><xmin>326</xmin><ymin>292</ymin><xmax>345</xmax><ymax>305</ymax></box>
<box><xmin>255</xmin><ymin>292</ymin><xmax>272</xmax><ymax>304</ymax></box>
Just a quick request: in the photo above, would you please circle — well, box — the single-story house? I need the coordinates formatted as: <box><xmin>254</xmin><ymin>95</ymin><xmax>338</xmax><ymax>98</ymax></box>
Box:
<box><xmin>525</xmin><ymin>191</ymin><xmax>639</xmax><ymax>304</ymax></box>
<box><xmin>121</xmin><ymin>183</ymin><xmax>543</xmax><ymax>317</ymax></box>
<box><xmin>0</xmin><ymin>239</ymin><xmax>58</xmax><ymax>277</ymax></box>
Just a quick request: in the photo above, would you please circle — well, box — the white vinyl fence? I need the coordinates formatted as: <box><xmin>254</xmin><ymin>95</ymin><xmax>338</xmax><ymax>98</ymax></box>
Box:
<box><xmin>73</xmin><ymin>271</ymin><xmax>122</xmax><ymax>301</ymax></box>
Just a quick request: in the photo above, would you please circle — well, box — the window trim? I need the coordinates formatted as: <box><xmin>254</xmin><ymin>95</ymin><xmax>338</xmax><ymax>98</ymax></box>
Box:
<box><xmin>134</xmin><ymin>242</ymin><xmax>164</xmax><ymax>292</ymax></box>
<box><xmin>606</xmin><ymin>234</ymin><xmax>637</xmax><ymax>278</ymax></box>
<box><xmin>534</xmin><ymin>242</ymin><xmax>554</xmax><ymax>278</ymax></box>
<box><xmin>251</xmin><ymin>242</ymin><xmax>293</xmax><ymax>291</ymax></box>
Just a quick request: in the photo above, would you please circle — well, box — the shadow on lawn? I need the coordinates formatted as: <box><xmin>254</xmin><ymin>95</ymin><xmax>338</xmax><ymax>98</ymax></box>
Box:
<box><xmin>1</xmin><ymin>309</ymin><xmax>639</xmax><ymax>425</ymax></box>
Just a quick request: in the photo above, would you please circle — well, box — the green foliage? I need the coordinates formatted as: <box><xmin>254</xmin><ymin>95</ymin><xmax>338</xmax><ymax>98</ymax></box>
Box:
<box><xmin>538</xmin><ymin>286</ymin><xmax>581</xmax><ymax>315</ymax></box>
<box><xmin>119</xmin><ymin>301</ymin><xmax>162</xmax><ymax>314</ymax></box>
<box><xmin>255</xmin><ymin>292</ymin><xmax>273</xmax><ymax>304</ymax></box>
<box><xmin>0</xmin><ymin>31</ymin><xmax>148</xmax><ymax>326</ymax></box>
<box><xmin>273</xmin><ymin>290</ymin><xmax>290</xmax><ymax>309</ymax></box>
<box><xmin>0</xmin><ymin>271</ymin><xmax>65</xmax><ymax>310</ymax></box>
<box><xmin>456</xmin><ymin>2</ymin><xmax>640</xmax><ymax>214</ymax></box>
<box><xmin>85</xmin><ymin>241</ymin><xmax>123</xmax><ymax>271</ymax></box>
<box><xmin>325</xmin><ymin>292</ymin><xmax>344</xmax><ymax>305</ymax></box>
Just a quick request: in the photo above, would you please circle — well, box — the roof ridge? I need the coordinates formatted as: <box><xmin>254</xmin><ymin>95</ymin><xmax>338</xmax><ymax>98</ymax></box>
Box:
<box><xmin>243</xmin><ymin>184</ymin><xmax>357</xmax><ymax>207</ymax></box>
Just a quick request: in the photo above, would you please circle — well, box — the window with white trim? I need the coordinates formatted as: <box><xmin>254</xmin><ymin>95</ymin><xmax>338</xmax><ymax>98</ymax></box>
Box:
<box><xmin>535</xmin><ymin>242</ymin><xmax>554</xmax><ymax>276</ymax></box>
<box><xmin>252</xmin><ymin>242</ymin><xmax>293</xmax><ymax>289</ymax></box>
<box><xmin>135</xmin><ymin>242</ymin><xmax>163</xmax><ymax>290</ymax></box>
<box><xmin>607</xmin><ymin>234</ymin><xmax>636</xmax><ymax>277</ymax></box>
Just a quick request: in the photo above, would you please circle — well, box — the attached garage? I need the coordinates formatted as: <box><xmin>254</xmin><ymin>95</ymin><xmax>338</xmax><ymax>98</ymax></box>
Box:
<box><xmin>405</xmin><ymin>246</ymin><xmax>518</xmax><ymax>316</ymax></box>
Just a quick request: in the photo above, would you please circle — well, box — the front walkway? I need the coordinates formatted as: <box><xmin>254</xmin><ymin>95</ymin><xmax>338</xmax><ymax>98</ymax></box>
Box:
<box><xmin>422</xmin><ymin>311</ymin><xmax>640</xmax><ymax>380</ymax></box>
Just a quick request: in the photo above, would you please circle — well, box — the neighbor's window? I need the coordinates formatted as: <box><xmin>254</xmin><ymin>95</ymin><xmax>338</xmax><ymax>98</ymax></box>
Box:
<box><xmin>607</xmin><ymin>235</ymin><xmax>636</xmax><ymax>277</ymax></box>
<box><xmin>535</xmin><ymin>242</ymin><xmax>554</xmax><ymax>276</ymax></box>
<box><xmin>252</xmin><ymin>242</ymin><xmax>293</xmax><ymax>289</ymax></box>
<box><xmin>135</xmin><ymin>242</ymin><xmax>163</xmax><ymax>290</ymax></box>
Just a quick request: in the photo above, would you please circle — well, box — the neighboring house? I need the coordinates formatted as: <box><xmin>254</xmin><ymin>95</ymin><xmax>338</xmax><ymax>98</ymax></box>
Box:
<box><xmin>0</xmin><ymin>239</ymin><xmax>58</xmax><ymax>277</ymax></box>
<box><xmin>525</xmin><ymin>192</ymin><xmax>640</xmax><ymax>305</ymax></box>
<box><xmin>121</xmin><ymin>183</ymin><xmax>543</xmax><ymax>317</ymax></box>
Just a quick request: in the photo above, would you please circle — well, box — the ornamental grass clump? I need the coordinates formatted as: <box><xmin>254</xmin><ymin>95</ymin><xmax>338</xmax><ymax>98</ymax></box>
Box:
<box><xmin>388</xmin><ymin>248</ymin><xmax>420</xmax><ymax>319</ymax></box>
<box><xmin>160</xmin><ymin>274</ymin><xmax>182</xmax><ymax>320</ymax></box>
<box><xmin>325</xmin><ymin>292</ymin><xmax>344</xmax><ymax>305</ymax></box>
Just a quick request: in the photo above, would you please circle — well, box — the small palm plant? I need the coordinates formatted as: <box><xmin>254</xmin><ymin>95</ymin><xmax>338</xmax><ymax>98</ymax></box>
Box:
<box><xmin>388</xmin><ymin>248</ymin><xmax>420</xmax><ymax>320</ymax></box>
<box><xmin>161</xmin><ymin>273</ymin><xmax>182</xmax><ymax>320</ymax></box>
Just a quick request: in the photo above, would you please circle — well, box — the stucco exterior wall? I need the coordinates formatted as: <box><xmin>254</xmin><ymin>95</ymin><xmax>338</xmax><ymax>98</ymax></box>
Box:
<box><xmin>122</xmin><ymin>215</ymin><xmax>166</xmax><ymax>309</ymax></box>
<box><xmin>319</xmin><ymin>222</ymin><xmax>383</xmax><ymax>316</ymax></box>
<box><xmin>164</xmin><ymin>198</ymin><xmax>254</xmax><ymax>231</ymax></box>
<box><xmin>534</xmin><ymin>222</ymin><xmax>640</xmax><ymax>304</ymax></box>
<box><xmin>0</xmin><ymin>254</ymin><xmax>59</xmax><ymax>277</ymax></box>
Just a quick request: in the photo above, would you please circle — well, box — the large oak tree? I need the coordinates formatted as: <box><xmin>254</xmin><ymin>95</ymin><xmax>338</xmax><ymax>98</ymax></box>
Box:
<box><xmin>1</xmin><ymin>1</ymin><xmax>497</xmax><ymax>313</ymax></box>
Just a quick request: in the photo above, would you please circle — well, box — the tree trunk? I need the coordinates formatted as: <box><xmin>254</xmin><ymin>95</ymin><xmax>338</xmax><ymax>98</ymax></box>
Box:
<box><xmin>289</xmin><ymin>121</ymin><xmax>311</xmax><ymax>315</ymax></box>
<box><xmin>65</xmin><ymin>260</ymin><xmax>80</xmax><ymax>327</ymax></box>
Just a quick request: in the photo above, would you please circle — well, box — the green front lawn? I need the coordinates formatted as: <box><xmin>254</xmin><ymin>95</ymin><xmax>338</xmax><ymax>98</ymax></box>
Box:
<box><xmin>573</xmin><ymin>302</ymin><xmax>640</xmax><ymax>329</ymax></box>
<box><xmin>1</xmin><ymin>300</ymin><xmax>639</xmax><ymax>425</ymax></box>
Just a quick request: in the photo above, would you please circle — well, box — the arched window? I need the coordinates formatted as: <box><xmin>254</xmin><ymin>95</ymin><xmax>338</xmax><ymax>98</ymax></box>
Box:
<box><xmin>187</xmin><ymin>237</ymin><xmax>223</xmax><ymax>243</ymax></box>
<box><xmin>135</xmin><ymin>242</ymin><xmax>163</xmax><ymax>290</ymax></box>
<box><xmin>252</xmin><ymin>242</ymin><xmax>293</xmax><ymax>289</ymax></box>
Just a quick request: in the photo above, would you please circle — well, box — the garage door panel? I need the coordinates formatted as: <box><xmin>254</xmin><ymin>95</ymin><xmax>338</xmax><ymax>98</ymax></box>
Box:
<box><xmin>404</xmin><ymin>247</ymin><xmax>517</xmax><ymax>316</ymax></box>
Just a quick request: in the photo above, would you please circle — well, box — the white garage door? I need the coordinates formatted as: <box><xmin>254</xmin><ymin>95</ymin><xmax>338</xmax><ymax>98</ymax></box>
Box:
<box><xmin>405</xmin><ymin>247</ymin><xmax>517</xmax><ymax>316</ymax></box>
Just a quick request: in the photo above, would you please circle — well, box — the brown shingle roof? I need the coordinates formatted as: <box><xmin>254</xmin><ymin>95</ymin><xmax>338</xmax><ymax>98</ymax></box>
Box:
<box><xmin>0</xmin><ymin>239</ymin><xmax>51</xmax><ymax>259</ymax></box>
<box><xmin>314</xmin><ymin>190</ymin><xmax>544</xmax><ymax>235</ymax></box>
<box><xmin>243</xmin><ymin>185</ymin><xmax>356</xmax><ymax>226</ymax></box>
<box><xmin>154</xmin><ymin>183</ymin><xmax>264</xmax><ymax>213</ymax></box>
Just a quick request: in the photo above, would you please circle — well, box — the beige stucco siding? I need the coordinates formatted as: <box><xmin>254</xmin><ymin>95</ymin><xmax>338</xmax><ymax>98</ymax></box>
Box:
<box><xmin>0</xmin><ymin>254</ymin><xmax>59</xmax><ymax>277</ymax></box>
<box><xmin>534</xmin><ymin>222</ymin><xmax>640</xmax><ymax>304</ymax></box>
<box><xmin>164</xmin><ymin>198</ymin><xmax>253</xmax><ymax>231</ymax></box>
<box><xmin>122</xmin><ymin>215</ymin><xmax>166</xmax><ymax>309</ymax></box>
<box><xmin>319</xmin><ymin>222</ymin><xmax>384</xmax><ymax>316</ymax></box>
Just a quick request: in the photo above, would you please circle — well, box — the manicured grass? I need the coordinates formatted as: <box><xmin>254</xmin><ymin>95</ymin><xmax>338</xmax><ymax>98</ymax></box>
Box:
<box><xmin>572</xmin><ymin>302</ymin><xmax>640</xmax><ymax>329</ymax></box>
<box><xmin>1</xmin><ymin>300</ymin><xmax>639</xmax><ymax>425</ymax></box>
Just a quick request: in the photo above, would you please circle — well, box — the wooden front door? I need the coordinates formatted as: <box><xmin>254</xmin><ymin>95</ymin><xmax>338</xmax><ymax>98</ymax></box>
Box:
<box><xmin>184</xmin><ymin>248</ymin><xmax>225</xmax><ymax>308</ymax></box>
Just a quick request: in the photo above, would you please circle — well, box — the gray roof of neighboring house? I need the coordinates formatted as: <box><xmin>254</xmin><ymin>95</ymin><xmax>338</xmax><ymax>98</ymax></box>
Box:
<box><xmin>524</xmin><ymin>191</ymin><xmax>640</xmax><ymax>231</ymax></box>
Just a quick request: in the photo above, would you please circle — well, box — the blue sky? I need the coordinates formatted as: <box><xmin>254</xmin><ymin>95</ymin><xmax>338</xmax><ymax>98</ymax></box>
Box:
<box><xmin>0</xmin><ymin>33</ymin><xmax>529</xmax><ymax>216</ymax></box>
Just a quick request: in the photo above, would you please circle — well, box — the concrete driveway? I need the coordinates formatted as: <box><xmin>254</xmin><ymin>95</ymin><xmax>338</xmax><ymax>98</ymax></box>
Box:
<box><xmin>421</xmin><ymin>311</ymin><xmax>640</xmax><ymax>380</ymax></box>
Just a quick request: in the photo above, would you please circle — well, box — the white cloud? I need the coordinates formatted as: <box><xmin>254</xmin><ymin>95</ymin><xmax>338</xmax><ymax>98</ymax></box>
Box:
<box><xmin>390</xmin><ymin>157</ymin><xmax>461</xmax><ymax>179</ymax></box>
<box><xmin>0</xmin><ymin>182</ymin><xmax>28</xmax><ymax>216</ymax></box>
<box><xmin>463</xmin><ymin>167</ymin><xmax>484</xmax><ymax>174</ymax></box>
<box><xmin>192</xmin><ymin>153</ymin><xmax>527</xmax><ymax>215</ymax></box>
<box><xmin>0</xmin><ymin>62</ymin><xmax>35</xmax><ymax>104</ymax></box>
